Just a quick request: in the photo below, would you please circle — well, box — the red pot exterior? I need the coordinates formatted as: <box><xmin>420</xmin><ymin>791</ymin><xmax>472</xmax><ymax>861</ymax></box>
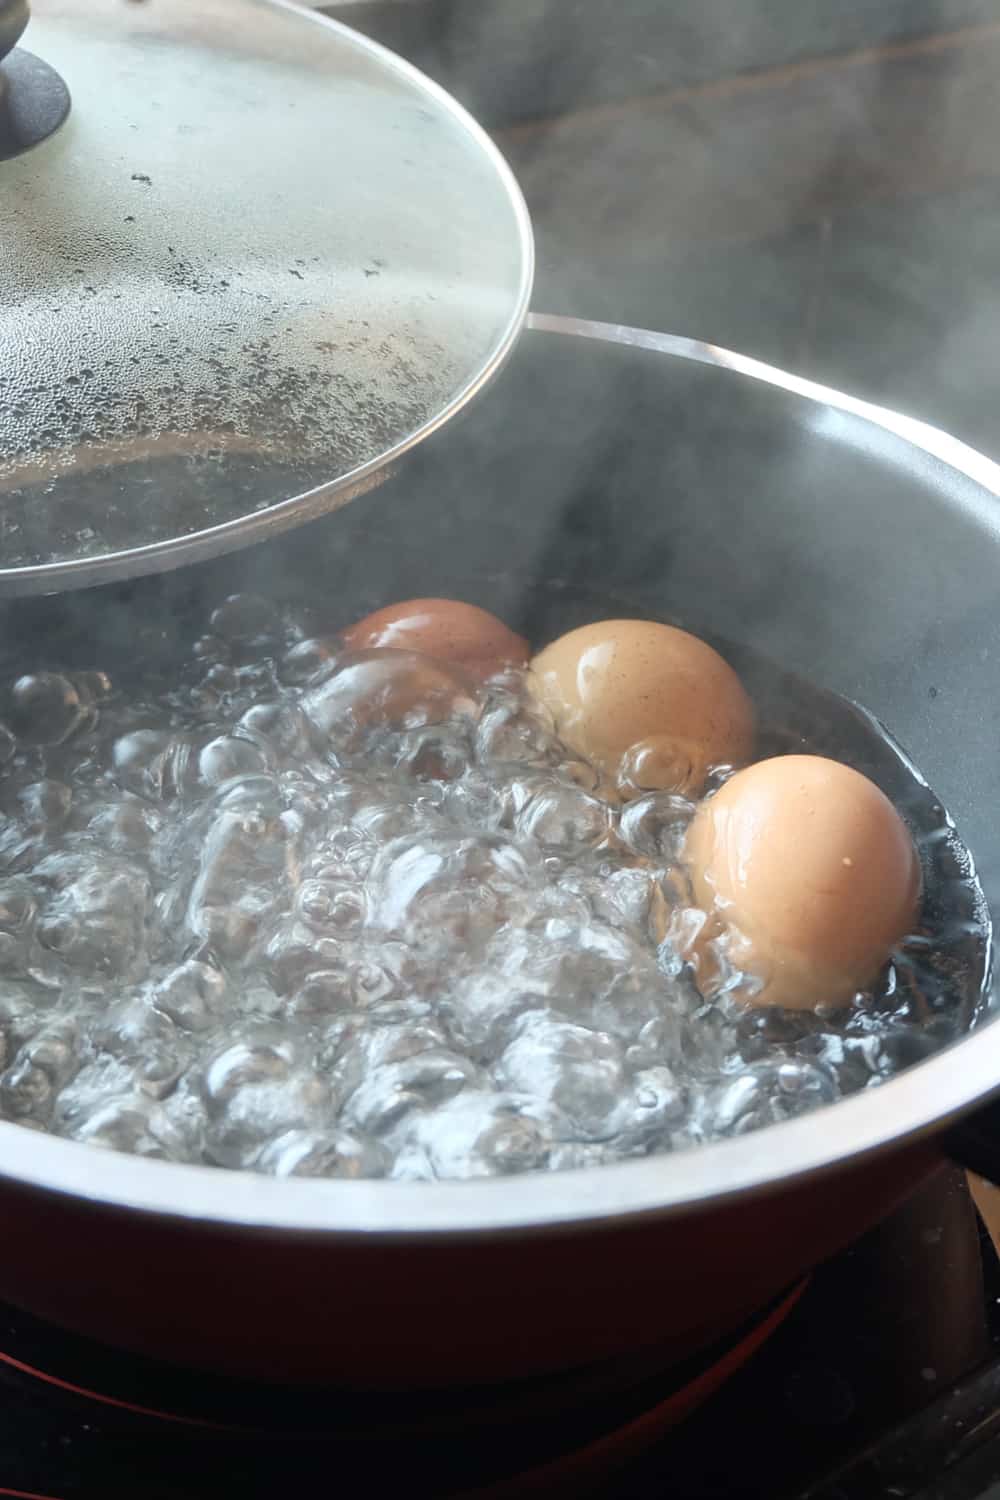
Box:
<box><xmin>0</xmin><ymin>1140</ymin><xmax>938</xmax><ymax>1386</ymax></box>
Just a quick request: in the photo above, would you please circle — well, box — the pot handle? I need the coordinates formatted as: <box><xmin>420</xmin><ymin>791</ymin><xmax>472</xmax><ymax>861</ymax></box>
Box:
<box><xmin>943</xmin><ymin>1100</ymin><xmax>1000</xmax><ymax>1185</ymax></box>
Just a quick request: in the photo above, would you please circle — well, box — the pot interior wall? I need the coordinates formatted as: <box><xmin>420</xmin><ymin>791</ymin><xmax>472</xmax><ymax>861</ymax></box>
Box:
<box><xmin>10</xmin><ymin>328</ymin><xmax>1000</xmax><ymax>923</ymax></box>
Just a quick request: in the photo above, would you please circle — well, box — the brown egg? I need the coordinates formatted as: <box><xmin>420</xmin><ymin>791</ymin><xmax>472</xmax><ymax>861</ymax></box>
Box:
<box><xmin>529</xmin><ymin>620</ymin><xmax>754</xmax><ymax>795</ymax></box>
<box><xmin>682</xmin><ymin>754</ymin><xmax>922</xmax><ymax>1010</ymax></box>
<box><xmin>342</xmin><ymin>599</ymin><xmax>529</xmax><ymax>680</ymax></box>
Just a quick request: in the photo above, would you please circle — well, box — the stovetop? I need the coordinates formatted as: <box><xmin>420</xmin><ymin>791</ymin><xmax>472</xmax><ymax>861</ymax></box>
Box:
<box><xmin>1</xmin><ymin>1165</ymin><xmax>999</xmax><ymax>1498</ymax></box>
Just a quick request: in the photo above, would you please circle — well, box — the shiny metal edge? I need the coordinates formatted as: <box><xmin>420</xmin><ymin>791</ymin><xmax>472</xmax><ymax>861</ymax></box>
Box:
<box><xmin>526</xmin><ymin>314</ymin><xmax>1000</xmax><ymax>502</ymax></box>
<box><xmin>0</xmin><ymin>0</ymin><xmax>535</xmax><ymax>597</ymax></box>
<box><xmin>1</xmin><ymin>311</ymin><xmax>998</xmax><ymax>1236</ymax></box>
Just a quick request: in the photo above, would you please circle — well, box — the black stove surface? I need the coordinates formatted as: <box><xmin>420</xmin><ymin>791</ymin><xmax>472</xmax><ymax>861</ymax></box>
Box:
<box><xmin>0</xmin><ymin>1165</ymin><xmax>998</xmax><ymax>1499</ymax></box>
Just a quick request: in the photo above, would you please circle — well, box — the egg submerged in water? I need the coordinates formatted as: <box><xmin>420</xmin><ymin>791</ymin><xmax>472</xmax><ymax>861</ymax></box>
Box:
<box><xmin>301</xmin><ymin>648</ymin><xmax>477</xmax><ymax>743</ymax></box>
<box><xmin>529</xmin><ymin>619</ymin><xmax>755</xmax><ymax>796</ymax></box>
<box><xmin>342</xmin><ymin>598</ymin><xmax>529</xmax><ymax>680</ymax></box>
<box><xmin>682</xmin><ymin>754</ymin><xmax>922</xmax><ymax>1010</ymax></box>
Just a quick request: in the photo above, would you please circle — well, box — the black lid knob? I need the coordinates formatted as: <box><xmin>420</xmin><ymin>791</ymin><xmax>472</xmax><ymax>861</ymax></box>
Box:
<box><xmin>0</xmin><ymin>0</ymin><xmax>70</xmax><ymax>161</ymax></box>
<box><xmin>0</xmin><ymin>1</ymin><xmax>29</xmax><ymax>65</ymax></box>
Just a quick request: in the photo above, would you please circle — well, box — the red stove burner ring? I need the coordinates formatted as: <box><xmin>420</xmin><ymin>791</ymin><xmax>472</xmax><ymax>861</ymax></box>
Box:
<box><xmin>0</xmin><ymin>1281</ymin><xmax>806</xmax><ymax>1439</ymax></box>
<box><xmin>0</xmin><ymin>1491</ymin><xmax>66</xmax><ymax>1500</ymax></box>
<box><xmin>0</xmin><ymin>1488</ymin><xmax>64</xmax><ymax>1500</ymax></box>
<box><xmin>0</xmin><ymin>1344</ymin><xmax>232</xmax><ymax>1431</ymax></box>
<box><xmin>0</xmin><ymin>1281</ymin><xmax>808</xmax><ymax>1500</ymax></box>
<box><xmin>465</xmin><ymin>1279</ymin><xmax>809</xmax><ymax>1499</ymax></box>
<box><xmin>0</xmin><ymin>1491</ymin><xmax>65</xmax><ymax>1500</ymax></box>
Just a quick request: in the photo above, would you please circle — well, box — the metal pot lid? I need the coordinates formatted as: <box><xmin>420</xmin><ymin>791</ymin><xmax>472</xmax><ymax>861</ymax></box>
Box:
<box><xmin>0</xmin><ymin>0</ymin><xmax>533</xmax><ymax>594</ymax></box>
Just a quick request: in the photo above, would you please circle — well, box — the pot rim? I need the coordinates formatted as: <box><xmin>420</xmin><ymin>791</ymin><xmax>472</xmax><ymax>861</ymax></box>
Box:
<box><xmin>4</xmin><ymin>311</ymin><xmax>998</xmax><ymax>1236</ymax></box>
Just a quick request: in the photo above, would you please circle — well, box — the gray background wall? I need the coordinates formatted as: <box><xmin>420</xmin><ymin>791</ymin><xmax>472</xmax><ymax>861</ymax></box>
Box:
<box><xmin>322</xmin><ymin>0</ymin><xmax>1000</xmax><ymax>457</ymax></box>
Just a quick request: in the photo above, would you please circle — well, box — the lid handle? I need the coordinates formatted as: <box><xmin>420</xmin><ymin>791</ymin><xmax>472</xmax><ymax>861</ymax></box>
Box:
<box><xmin>0</xmin><ymin>0</ymin><xmax>71</xmax><ymax>160</ymax></box>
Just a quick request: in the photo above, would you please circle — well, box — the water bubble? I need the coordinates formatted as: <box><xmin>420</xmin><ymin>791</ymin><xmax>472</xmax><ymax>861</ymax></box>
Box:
<box><xmin>497</xmin><ymin>1013</ymin><xmax>627</xmax><ymax>1139</ymax></box>
<box><xmin>350</xmin><ymin>955</ymin><xmax>407</xmax><ymax>1009</ymax></box>
<box><xmin>708</xmin><ymin>1058</ymin><xmax>837</xmax><ymax>1135</ymax></box>
<box><xmin>592</xmin><ymin>866</ymin><xmax>658</xmax><ymax>933</ymax></box>
<box><xmin>617</xmin><ymin>740</ymin><xmax>697</xmax><ymax>797</ymax></box>
<box><xmin>236</xmin><ymin>701</ymin><xmax>314</xmax><ymax>758</ymax></box>
<box><xmin>8</xmin><ymin>673</ymin><xmax>85</xmax><ymax>746</ymax></box>
<box><xmin>0</xmin><ymin>983</ymin><xmax>49</xmax><ymax>1057</ymax></box>
<box><xmin>297</xmin><ymin>879</ymin><xmax>365</xmax><ymax>934</ymax></box>
<box><xmin>396</xmin><ymin>1092</ymin><xmax>550</xmax><ymax>1179</ymax></box>
<box><xmin>391</xmin><ymin>724</ymin><xmax>474</xmax><ymax>782</ymax></box>
<box><xmin>287</xmin><ymin>968</ymin><xmax>355</xmax><ymax>1021</ymax></box>
<box><xmin>711</xmin><ymin>1073</ymin><xmax>763</xmax><ymax>1133</ymax></box>
<box><xmin>548</xmin><ymin>1141</ymin><xmax>615</xmax><ymax>1171</ymax></box>
<box><xmin>279</xmin><ymin>636</ymin><xmax>342</xmax><ymax>687</ymax></box>
<box><xmin>302</xmin><ymin>650</ymin><xmax>476</xmax><ymax>747</ymax></box>
<box><xmin>202</xmin><ymin>1031</ymin><xmax>329</xmax><ymax>1169</ymax></box>
<box><xmin>93</xmin><ymin>994</ymin><xmax>187</xmax><ymax>1098</ymax></box>
<box><xmin>209</xmin><ymin>594</ymin><xmax>282</xmax><ymax>647</ymax></box>
<box><xmin>440</xmin><ymin>971</ymin><xmax>547</xmax><ymax>1059</ymax></box>
<box><xmin>152</xmin><ymin>959</ymin><xmax>227</xmax><ymax>1032</ymax></box>
<box><xmin>198</xmin><ymin>735</ymin><xmax>270</xmax><ymax>787</ymax></box>
<box><xmin>442</xmin><ymin>770</ymin><xmax>508</xmax><ymax>833</ymax></box>
<box><xmin>370</xmin><ymin>833</ymin><xmax>533</xmax><ymax>954</ymax></box>
<box><xmin>489</xmin><ymin>919</ymin><xmax>670</xmax><ymax>1042</ymax></box>
<box><xmin>112</xmin><ymin>730</ymin><xmax>196</xmax><ymax>801</ymax></box>
<box><xmin>343</xmin><ymin>1046</ymin><xmax>484</xmax><ymax>1137</ymax></box>
<box><xmin>619</xmin><ymin>792</ymin><xmax>696</xmax><ymax>861</ymax></box>
<box><xmin>515</xmin><ymin>781</ymin><xmax>610</xmax><ymax>853</ymax></box>
<box><xmin>68</xmin><ymin>1096</ymin><xmax>172</xmax><ymax>1156</ymax></box>
<box><xmin>73</xmin><ymin>670</ymin><xmax>114</xmax><ymax>706</ymax></box>
<box><xmin>16</xmin><ymin>780</ymin><xmax>72</xmax><ymax>831</ymax></box>
<box><xmin>186</xmin><ymin>804</ymin><xmax>288</xmax><ymax>960</ymax></box>
<box><xmin>86</xmin><ymin>799</ymin><xmax>162</xmax><ymax>856</ymax></box>
<box><xmin>350</xmin><ymin>788</ymin><xmax>441</xmax><ymax>844</ymax></box>
<box><xmin>625</xmin><ymin>1012</ymin><xmax>687</xmax><ymax>1073</ymax></box>
<box><xmin>612</xmin><ymin>1067</ymin><xmax>687</xmax><ymax>1149</ymax></box>
<box><xmin>263</xmin><ymin>916</ymin><xmax>346</xmax><ymax>994</ymax></box>
<box><xmin>204</xmin><ymin>1034</ymin><xmax>295</xmax><ymax>1105</ymax></box>
<box><xmin>0</xmin><ymin>885</ymin><xmax>33</xmax><ymax>935</ymax></box>
<box><xmin>256</xmin><ymin>1127</ymin><xmax>389</xmax><ymax>1179</ymax></box>
<box><xmin>191</xmin><ymin>664</ymin><xmax>238</xmax><ymax>708</ymax></box>
<box><xmin>36</xmin><ymin>860</ymin><xmax>150</xmax><ymax>980</ymax></box>
<box><xmin>1</xmin><ymin>1022</ymin><xmax>80</xmax><ymax>1123</ymax></box>
<box><xmin>475</xmin><ymin>695</ymin><xmax>557</xmax><ymax>766</ymax></box>
<box><xmin>194</xmin><ymin>634</ymin><xmax>230</xmax><ymax>664</ymax></box>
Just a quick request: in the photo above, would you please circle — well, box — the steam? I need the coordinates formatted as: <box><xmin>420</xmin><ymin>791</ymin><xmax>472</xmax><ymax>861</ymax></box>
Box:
<box><xmin>325</xmin><ymin>3</ymin><xmax>1000</xmax><ymax>903</ymax></box>
<box><xmin>326</xmin><ymin>3</ymin><xmax>1000</xmax><ymax>455</ymax></box>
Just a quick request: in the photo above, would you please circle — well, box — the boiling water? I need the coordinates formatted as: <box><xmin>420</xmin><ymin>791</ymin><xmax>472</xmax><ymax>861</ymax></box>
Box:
<box><xmin>0</xmin><ymin>594</ymin><xmax>987</xmax><ymax>1180</ymax></box>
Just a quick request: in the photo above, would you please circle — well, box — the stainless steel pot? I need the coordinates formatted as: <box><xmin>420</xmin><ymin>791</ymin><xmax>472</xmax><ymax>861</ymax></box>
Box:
<box><xmin>1</xmin><ymin>315</ymin><xmax>999</xmax><ymax>1386</ymax></box>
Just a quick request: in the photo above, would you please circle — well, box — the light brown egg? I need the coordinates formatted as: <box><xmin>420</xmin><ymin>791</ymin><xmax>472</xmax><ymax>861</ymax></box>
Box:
<box><xmin>342</xmin><ymin>599</ymin><xmax>529</xmax><ymax>680</ymax></box>
<box><xmin>529</xmin><ymin>620</ymin><xmax>754</xmax><ymax>795</ymax></box>
<box><xmin>682</xmin><ymin>754</ymin><xmax>922</xmax><ymax>1010</ymax></box>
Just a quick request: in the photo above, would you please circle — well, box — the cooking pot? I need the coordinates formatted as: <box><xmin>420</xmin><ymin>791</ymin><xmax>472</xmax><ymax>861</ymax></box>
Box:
<box><xmin>1</xmin><ymin>314</ymin><xmax>999</xmax><ymax>1388</ymax></box>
